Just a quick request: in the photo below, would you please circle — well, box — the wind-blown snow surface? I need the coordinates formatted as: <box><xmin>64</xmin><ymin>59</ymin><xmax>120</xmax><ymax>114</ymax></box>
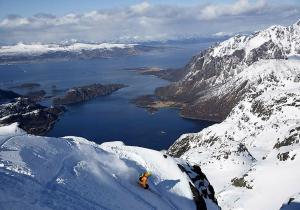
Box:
<box><xmin>168</xmin><ymin>59</ymin><xmax>300</xmax><ymax>210</ymax></box>
<box><xmin>0</xmin><ymin>123</ymin><xmax>207</xmax><ymax>210</ymax></box>
<box><xmin>0</xmin><ymin>42</ymin><xmax>136</xmax><ymax>56</ymax></box>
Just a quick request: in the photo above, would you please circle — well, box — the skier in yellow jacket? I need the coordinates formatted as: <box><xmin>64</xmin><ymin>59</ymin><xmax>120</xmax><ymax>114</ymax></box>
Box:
<box><xmin>139</xmin><ymin>172</ymin><xmax>151</xmax><ymax>189</ymax></box>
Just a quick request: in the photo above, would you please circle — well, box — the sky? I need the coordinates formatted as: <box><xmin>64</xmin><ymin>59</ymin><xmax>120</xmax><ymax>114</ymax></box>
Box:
<box><xmin>0</xmin><ymin>0</ymin><xmax>299</xmax><ymax>44</ymax></box>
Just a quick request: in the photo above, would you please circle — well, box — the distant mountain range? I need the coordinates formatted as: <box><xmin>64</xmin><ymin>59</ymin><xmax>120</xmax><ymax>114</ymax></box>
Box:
<box><xmin>0</xmin><ymin>42</ymin><xmax>158</xmax><ymax>64</ymax></box>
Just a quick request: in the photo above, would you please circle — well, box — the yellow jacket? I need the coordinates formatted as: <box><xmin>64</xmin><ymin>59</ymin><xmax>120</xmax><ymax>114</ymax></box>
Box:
<box><xmin>139</xmin><ymin>172</ymin><xmax>151</xmax><ymax>189</ymax></box>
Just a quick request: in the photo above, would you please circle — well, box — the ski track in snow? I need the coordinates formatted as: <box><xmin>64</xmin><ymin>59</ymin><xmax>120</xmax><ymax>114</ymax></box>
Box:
<box><xmin>97</xmin><ymin>160</ymin><xmax>158</xmax><ymax>210</ymax></box>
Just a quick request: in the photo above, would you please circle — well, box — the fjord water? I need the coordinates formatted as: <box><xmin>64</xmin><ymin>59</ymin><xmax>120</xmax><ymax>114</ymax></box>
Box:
<box><xmin>0</xmin><ymin>42</ymin><xmax>215</xmax><ymax>150</ymax></box>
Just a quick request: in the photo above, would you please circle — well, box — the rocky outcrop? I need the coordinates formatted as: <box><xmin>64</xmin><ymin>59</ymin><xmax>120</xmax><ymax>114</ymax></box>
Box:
<box><xmin>154</xmin><ymin>21</ymin><xmax>300</xmax><ymax>121</ymax></box>
<box><xmin>0</xmin><ymin>98</ymin><xmax>65</xmax><ymax>135</ymax></box>
<box><xmin>53</xmin><ymin>83</ymin><xmax>126</xmax><ymax>105</ymax></box>
<box><xmin>177</xmin><ymin>163</ymin><xmax>220</xmax><ymax>210</ymax></box>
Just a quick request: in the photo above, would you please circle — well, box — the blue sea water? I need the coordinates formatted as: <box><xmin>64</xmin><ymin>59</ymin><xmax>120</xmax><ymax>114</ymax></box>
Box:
<box><xmin>0</xmin><ymin>42</ymin><xmax>216</xmax><ymax>150</ymax></box>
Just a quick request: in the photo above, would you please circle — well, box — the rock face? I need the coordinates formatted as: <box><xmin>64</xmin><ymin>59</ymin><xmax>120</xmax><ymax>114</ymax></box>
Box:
<box><xmin>167</xmin><ymin>60</ymin><xmax>300</xmax><ymax>210</ymax></box>
<box><xmin>176</xmin><ymin>163</ymin><xmax>219</xmax><ymax>210</ymax></box>
<box><xmin>53</xmin><ymin>83</ymin><xmax>126</xmax><ymax>105</ymax></box>
<box><xmin>155</xmin><ymin>20</ymin><xmax>300</xmax><ymax>121</ymax></box>
<box><xmin>0</xmin><ymin>98</ymin><xmax>65</xmax><ymax>135</ymax></box>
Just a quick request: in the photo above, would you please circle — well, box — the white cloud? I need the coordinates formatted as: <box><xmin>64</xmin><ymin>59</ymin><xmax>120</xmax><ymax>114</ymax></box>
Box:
<box><xmin>130</xmin><ymin>1</ymin><xmax>151</xmax><ymax>14</ymax></box>
<box><xmin>0</xmin><ymin>0</ymin><xmax>299</xmax><ymax>44</ymax></box>
<box><xmin>199</xmin><ymin>0</ymin><xmax>267</xmax><ymax>20</ymax></box>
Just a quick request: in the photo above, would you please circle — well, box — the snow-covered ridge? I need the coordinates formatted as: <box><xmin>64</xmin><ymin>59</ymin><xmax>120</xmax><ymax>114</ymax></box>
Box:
<box><xmin>211</xmin><ymin>20</ymin><xmax>300</xmax><ymax>58</ymax></box>
<box><xmin>168</xmin><ymin>59</ymin><xmax>300</xmax><ymax>210</ymax></box>
<box><xmin>0</xmin><ymin>42</ymin><xmax>137</xmax><ymax>56</ymax></box>
<box><xmin>185</xmin><ymin>20</ymin><xmax>300</xmax><ymax>82</ymax></box>
<box><xmin>155</xmin><ymin>20</ymin><xmax>300</xmax><ymax>121</ymax></box>
<box><xmin>0</xmin><ymin>123</ymin><xmax>219</xmax><ymax>210</ymax></box>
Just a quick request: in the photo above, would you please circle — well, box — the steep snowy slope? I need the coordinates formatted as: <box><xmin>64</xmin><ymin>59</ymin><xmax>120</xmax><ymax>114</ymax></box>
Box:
<box><xmin>0</xmin><ymin>123</ymin><xmax>219</xmax><ymax>210</ymax></box>
<box><xmin>156</xmin><ymin>20</ymin><xmax>300</xmax><ymax>121</ymax></box>
<box><xmin>168</xmin><ymin>59</ymin><xmax>300</xmax><ymax>210</ymax></box>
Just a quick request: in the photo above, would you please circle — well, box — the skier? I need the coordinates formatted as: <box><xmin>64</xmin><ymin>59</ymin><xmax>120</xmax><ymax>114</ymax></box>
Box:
<box><xmin>139</xmin><ymin>172</ymin><xmax>151</xmax><ymax>189</ymax></box>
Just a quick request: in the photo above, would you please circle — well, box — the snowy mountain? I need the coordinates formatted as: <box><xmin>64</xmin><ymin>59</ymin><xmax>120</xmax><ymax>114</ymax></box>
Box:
<box><xmin>156</xmin><ymin>20</ymin><xmax>300</xmax><ymax>121</ymax></box>
<box><xmin>0</xmin><ymin>123</ymin><xmax>220</xmax><ymax>210</ymax></box>
<box><xmin>0</xmin><ymin>42</ymin><xmax>156</xmax><ymax>64</ymax></box>
<box><xmin>0</xmin><ymin>42</ymin><xmax>136</xmax><ymax>56</ymax></box>
<box><xmin>168</xmin><ymin>59</ymin><xmax>300</xmax><ymax>210</ymax></box>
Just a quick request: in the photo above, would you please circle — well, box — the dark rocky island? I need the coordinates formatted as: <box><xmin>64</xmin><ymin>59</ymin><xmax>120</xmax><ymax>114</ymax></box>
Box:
<box><xmin>0</xmin><ymin>89</ymin><xmax>65</xmax><ymax>135</ymax></box>
<box><xmin>0</xmin><ymin>97</ymin><xmax>65</xmax><ymax>135</ymax></box>
<box><xmin>53</xmin><ymin>83</ymin><xmax>127</xmax><ymax>105</ymax></box>
<box><xmin>10</xmin><ymin>83</ymin><xmax>41</xmax><ymax>89</ymax></box>
<box><xmin>127</xmin><ymin>67</ymin><xmax>185</xmax><ymax>82</ymax></box>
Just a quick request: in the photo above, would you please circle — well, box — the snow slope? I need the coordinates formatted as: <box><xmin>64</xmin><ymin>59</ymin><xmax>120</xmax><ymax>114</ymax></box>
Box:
<box><xmin>0</xmin><ymin>123</ymin><xmax>219</xmax><ymax>210</ymax></box>
<box><xmin>168</xmin><ymin>59</ymin><xmax>300</xmax><ymax>210</ymax></box>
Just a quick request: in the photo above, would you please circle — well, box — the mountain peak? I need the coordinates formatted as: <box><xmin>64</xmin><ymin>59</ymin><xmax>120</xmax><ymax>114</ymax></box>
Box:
<box><xmin>293</xmin><ymin>19</ymin><xmax>300</xmax><ymax>27</ymax></box>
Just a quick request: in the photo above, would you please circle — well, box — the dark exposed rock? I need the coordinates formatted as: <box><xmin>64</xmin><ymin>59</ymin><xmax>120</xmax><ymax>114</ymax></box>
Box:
<box><xmin>231</xmin><ymin>176</ymin><xmax>253</xmax><ymax>189</ymax></box>
<box><xmin>53</xmin><ymin>83</ymin><xmax>127</xmax><ymax>105</ymax></box>
<box><xmin>274</xmin><ymin>128</ymin><xmax>300</xmax><ymax>149</ymax></box>
<box><xmin>277</xmin><ymin>152</ymin><xmax>290</xmax><ymax>161</ymax></box>
<box><xmin>177</xmin><ymin>163</ymin><xmax>220</xmax><ymax>210</ymax></box>
<box><xmin>0</xmin><ymin>98</ymin><xmax>65</xmax><ymax>135</ymax></box>
<box><xmin>0</xmin><ymin>89</ymin><xmax>21</xmax><ymax>102</ymax></box>
<box><xmin>189</xmin><ymin>182</ymin><xmax>207</xmax><ymax>210</ymax></box>
<box><xmin>167</xmin><ymin>136</ymin><xmax>191</xmax><ymax>158</ymax></box>
<box><xmin>251</xmin><ymin>100</ymin><xmax>273</xmax><ymax>121</ymax></box>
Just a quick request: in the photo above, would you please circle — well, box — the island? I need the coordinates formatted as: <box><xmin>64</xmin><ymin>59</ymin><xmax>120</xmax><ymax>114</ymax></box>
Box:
<box><xmin>53</xmin><ymin>83</ymin><xmax>127</xmax><ymax>105</ymax></box>
<box><xmin>126</xmin><ymin>66</ymin><xmax>185</xmax><ymax>82</ymax></box>
<box><xmin>0</xmin><ymin>96</ymin><xmax>65</xmax><ymax>135</ymax></box>
<box><xmin>10</xmin><ymin>83</ymin><xmax>41</xmax><ymax>89</ymax></box>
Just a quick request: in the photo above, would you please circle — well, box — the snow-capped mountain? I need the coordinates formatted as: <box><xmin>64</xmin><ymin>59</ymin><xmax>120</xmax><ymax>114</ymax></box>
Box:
<box><xmin>0</xmin><ymin>42</ymin><xmax>153</xmax><ymax>64</ymax></box>
<box><xmin>168</xmin><ymin>59</ymin><xmax>300</xmax><ymax>210</ymax></box>
<box><xmin>0</xmin><ymin>42</ymin><xmax>136</xmax><ymax>56</ymax></box>
<box><xmin>0</xmin><ymin>123</ymin><xmax>219</xmax><ymax>210</ymax></box>
<box><xmin>156</xmin><ymin>20</ymin><xmax>300</xmax><ymax>121</ymax></box>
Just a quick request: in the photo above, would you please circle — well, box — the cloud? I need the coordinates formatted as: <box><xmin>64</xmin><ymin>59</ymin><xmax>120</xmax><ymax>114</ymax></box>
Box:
<box><xmin>0</xmin><ymin>0</ymin><xmax>299</xmax><ymax>44</ymax></box>
<box><xmin>199</xmin><ymin>0</ymin><xmax>267</xmax><ymax>20</ymax></box>
<box><xmin>130</xmin><ymin>1</ymin><xmax>151</xmax><ymax>14</ymax></box>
